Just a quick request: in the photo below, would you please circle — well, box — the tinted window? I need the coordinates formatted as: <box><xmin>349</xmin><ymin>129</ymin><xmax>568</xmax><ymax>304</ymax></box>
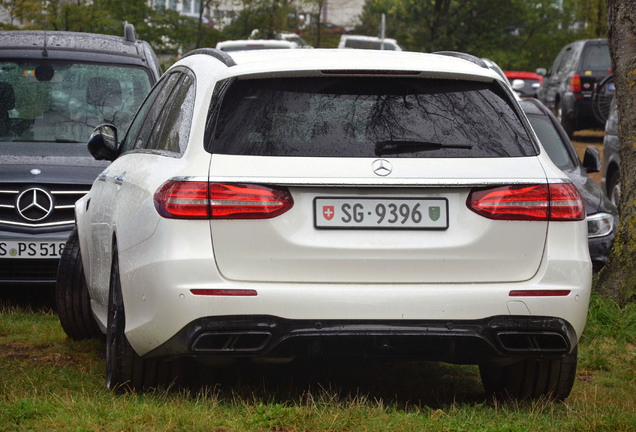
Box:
<box><xmin>581</xmin><ymin>44</ymin><xmax>611</xmax><ymax>71</ymax></box>
<box><xmin>526</xmin><ymin>114</ymin><xmax>574</xmax><ymax>170</ymax></box>
<box><xmin>212</xmin><ymin>77</ymin><xmax>536</xmax><ymax>158</ymax></box>
<box><xmin>0</xmin><ymin>60</ymin><xmax>152</xmax><ymax>143</ymax></box>
<box><xmin>557</xmin><ymin>47</ymin><xmax>577</xmax><ymax>74</ymax></box>
<box><xmin>124</xmin><ymin>73</ymin><xmax>181</xmax><ymax>152</ymax></box>
<box><xmin>150</xmin><ymin>74</ymin><xmax>195</xmax><ymax>154</ymax></box>
<box><xmin>344</xmin><ymin>39</ymin><xmax>398</xmax><ymax>50</ymax></box>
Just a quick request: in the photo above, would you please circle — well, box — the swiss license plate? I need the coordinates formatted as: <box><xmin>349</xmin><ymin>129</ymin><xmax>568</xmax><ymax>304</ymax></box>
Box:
<box><xmin>314</xmin><ymin>197</ymin><xmax>448</xmax><ymax>230</ymax></box>
<box><xmin>0</xmin><ymin>240</ymin><xmax>65</xmax><ymax>259</ymax></box>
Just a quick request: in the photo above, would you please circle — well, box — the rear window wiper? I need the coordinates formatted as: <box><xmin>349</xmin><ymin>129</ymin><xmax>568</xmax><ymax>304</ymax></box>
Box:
<box><xmin>374</xmin><ymin>139</ymin><xmax>473</xmax><ymax>156</ymax></box>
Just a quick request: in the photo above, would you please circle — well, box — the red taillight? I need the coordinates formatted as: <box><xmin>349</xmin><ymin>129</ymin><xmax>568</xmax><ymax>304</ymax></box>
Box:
<box><xmin>467</xmin><ymin>184</ymin><xmax>584</xmax><ymax>221</ymax></box>
<box><xmin>570</xmin><ymin>73</ymin><xmax>581</xmax><ymax>93</ymax></box>
<box><xmin>154</xmin><ymin>181</ymin><xmax>210</xmax><ymax>219</ymax></box>
<box><xmin>208</xmin><ymin>183</ymin><xmax>293</xmax><ymax>219</ymax></box>
<box><xmin>154</xmin><ymin>181</ymin><xmax>294</xmax><ymax>220</ymax></box>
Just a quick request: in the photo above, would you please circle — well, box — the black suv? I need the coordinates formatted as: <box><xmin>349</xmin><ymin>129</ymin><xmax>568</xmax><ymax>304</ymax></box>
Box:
<box><xmin>0</xmin><ymin>25</ymin><xmax>161</xmax><ymax>286</ymax></box>
<box><xmin>536</xmin><ymin>39</ymin><xmax>611</xmax><ymax>137</ymax></box>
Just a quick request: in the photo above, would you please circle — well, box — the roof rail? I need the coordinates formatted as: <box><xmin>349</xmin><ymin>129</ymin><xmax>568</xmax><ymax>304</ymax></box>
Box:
<box><xmin>433</xmin><ymin>51</ymin><xmax>488</xmax><ymax>69</ymax></box>
<box><xmin>124</xmin><ymin>22</ymin><xmax>137</xmax><ymax>42</ymax></box>
<box><xmin>181</xmin><ymin>48</ymin><xmax>236</xmax><ymax>67</ymax></box>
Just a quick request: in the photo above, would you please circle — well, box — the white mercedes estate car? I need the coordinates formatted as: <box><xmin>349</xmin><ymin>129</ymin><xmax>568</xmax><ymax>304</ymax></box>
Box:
<box><xmin>56</xmin><ymin>48</ymin><xmax>592</xmax><ymax>400</ymax></box>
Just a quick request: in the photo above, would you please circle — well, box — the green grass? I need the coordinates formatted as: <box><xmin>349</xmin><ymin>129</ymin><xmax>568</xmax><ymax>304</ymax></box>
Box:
<box><xmin>1</xmin><ymin>294</ymin><xmax>635</xmax><ymax>432</ymax></box>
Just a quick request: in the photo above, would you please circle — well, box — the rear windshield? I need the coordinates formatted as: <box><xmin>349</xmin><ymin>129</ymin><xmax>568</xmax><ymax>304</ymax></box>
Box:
<box><xmin>581</xmin><ymin>44</ymin><xmax>611</xmax><ymax>71</ymax></box>
<box><xmin>344</xmin><ymin>39</ymin><xmax>399</xmax><ymax>50</ymax></box>
<box><xmin>211</xmin><ymin>77</ymin><xmax>536</xmax><ymax>158</ymax></box>
<box><xmin>0</xmin><ymin>60</ymin><xmax>152</xmax><ymax>143</ymax></box>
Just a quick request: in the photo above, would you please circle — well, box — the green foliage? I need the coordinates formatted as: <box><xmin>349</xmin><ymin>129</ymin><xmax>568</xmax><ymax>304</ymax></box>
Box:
<box><xmin>1</xmin><ymin>293</ymin><xmax>635</xmax><ymax>431</ymax></box>
<box><xmin>355</xmin><ymin>0</ymin><xmax>607</xmax><ymax>71</ymax></box>
<box><xmin>1</xmin><ymin>0</ymin><xmax>610</xmax><ymax>68</ymax></box>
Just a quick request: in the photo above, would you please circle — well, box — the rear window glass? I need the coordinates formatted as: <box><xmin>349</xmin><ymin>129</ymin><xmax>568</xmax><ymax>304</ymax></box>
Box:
<box><xmin>581</xmin><ymin>44</ymin><xmax>611</xmax><ymax>71</ymax></box>
<box><xmin>344</xmin><ymin>39</ymin><xmax>399</xmax><ymax>50</ymax></box>
<box><xmin>211</xmin><ymin>77</ymin><xmax>536</xmax><ymax>158</ymax></box>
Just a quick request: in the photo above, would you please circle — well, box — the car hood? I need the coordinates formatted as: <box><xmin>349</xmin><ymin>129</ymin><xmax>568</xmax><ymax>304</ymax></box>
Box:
<box><xmin>0</xmin><ymin>141</ymin><xmax>109</xmax><ymax>184</ymax></box>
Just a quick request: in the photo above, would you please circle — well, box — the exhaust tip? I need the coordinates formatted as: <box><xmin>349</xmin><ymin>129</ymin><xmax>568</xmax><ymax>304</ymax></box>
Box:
<box><xmin>192</xmin><ymin>331</ymin><xmax>271</xmax><ymax>353</ymax></box>
<box><xmin>497</xmin><ymin>331</ymin><xmax>568</xmax><ymax>354</ymax></box>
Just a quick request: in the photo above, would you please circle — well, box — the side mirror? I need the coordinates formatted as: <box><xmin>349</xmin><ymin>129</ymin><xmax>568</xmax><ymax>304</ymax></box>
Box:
<box><xmin>582</xmin><ymin>145</ymin><xmax>601</xmax><ymax>173</ymax></box>
<box><xmin>87</xmin><ymin>124</ymin><xmax>119</xmax><ymax>162</ymax></box>
<box><xmin>536</xmin><ymin>68</ymin><xmax>547</xmax><ymax>76</ymax></box>
<box><xmin>512</xmin><ymin>79</ymin><xmax>525</xmax><ymax>91</ymax></box>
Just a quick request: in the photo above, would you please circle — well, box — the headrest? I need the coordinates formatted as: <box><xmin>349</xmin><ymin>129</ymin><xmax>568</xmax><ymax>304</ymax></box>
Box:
<box><xmin>87</xmin><ymin>77</ymin><xmax>122</xmax><ymax>108</ymax></box>
<box><xmin>0</xmin><ymin>82</ymin><xmax>16</xmax><ymax>111</ymax></box>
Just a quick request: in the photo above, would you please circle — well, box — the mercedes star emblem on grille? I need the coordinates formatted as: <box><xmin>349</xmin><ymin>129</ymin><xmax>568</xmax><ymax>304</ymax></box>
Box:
<box><xmin>372</xmin><ymin>159</ymin><xmax>393</xmax><ymax>176</ymax></box>
<box><xmin>16</xmin><ymin>187</ymin><xmax>54</xmax><ymax>222</ymax></box>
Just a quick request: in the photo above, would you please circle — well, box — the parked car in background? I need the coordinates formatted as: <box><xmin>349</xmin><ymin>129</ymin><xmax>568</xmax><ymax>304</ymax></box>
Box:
<box><xmin>504</xmin><ymin>71</ymin><xmax>543</xmax><ymax>98</ymax></box>
<box><xmin>520</xmin><ymin>98</ymin><xmax>618</xmax><ymax>270</ymax></box>
<box><xmin>536</xmin><ymin>39</ymin><xmax>611</xmax><ymax>137</ymax></box>
<box><xmin>338</xmin><ymin>35</ymin><xmax>402</xmax><ymax>51</ymax></box>
<box><xmin>0</xmin><ymin>25</ymin><xmax>161</xmax><ymax>286</ymax></box>
<box><xmin>57</xmin><ymin>48</ymin><xmax>591</xmax><ymax>401</ymax></box>
<box><xmin>216</xmin><ymin>39</ymin><xmax>299</xmax><ymax>51</ymax></box>
<box><xmin>601</xmin><ymin>97</ymin><xmax>620</xmax><ymax>207</ymax></box>
<box><xmin>275</xmin><ymin>32</ymin><xmax>312</xmax><ymax>48</ymax></box>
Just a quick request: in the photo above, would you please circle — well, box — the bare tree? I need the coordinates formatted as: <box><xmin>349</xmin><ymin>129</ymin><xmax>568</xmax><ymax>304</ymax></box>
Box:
<box><xmin>597</xmin><ymin>0</ymin><xmax>636</xmax><ymax>303</ymax></box>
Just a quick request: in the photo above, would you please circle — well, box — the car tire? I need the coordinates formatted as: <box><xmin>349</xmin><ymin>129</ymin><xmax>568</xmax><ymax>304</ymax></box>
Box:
<box><xmin>105</xmin><ymin>243</ymin><xmax>178</xmax><ymax>392</ymax></box>
<box><xmin>556</xmin><ymin>100</ymin><xmax>575</xmax><ymax>138</ymax></box>
<box><xmin>608</xmin><ymin>171</ymin><xmax>621</xmax><ymax>209</ymax></box>
<box><xmin>479</xmin><ymin>346</ymin><xmax>578</xmax><ymax>401</ymax></box>
<box><xmin>55</xmin><ymin>227</ymin><xmax>102</xmax><ymax>340</ymax></box>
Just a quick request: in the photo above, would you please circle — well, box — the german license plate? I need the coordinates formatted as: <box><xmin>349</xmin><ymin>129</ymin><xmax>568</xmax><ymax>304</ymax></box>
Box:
<box><xmin>0</xmin><ymin>240</ymin><xmax>66</xmax><ymax>259</ymax></box>
<box><xmin>314</xmin><ymin>197</ymin><xmax>448</xmax><ymax>229</ymax></box>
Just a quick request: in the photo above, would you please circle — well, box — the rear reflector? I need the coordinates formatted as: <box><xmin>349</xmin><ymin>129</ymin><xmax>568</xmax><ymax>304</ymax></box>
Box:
<box><xmin>467</xmin><ymin>183</ymin><xmax>584</xmax><ymax>221</ymax></box>
<box><xmin>154</xmin><ymin>181</ymin><xmax>294</xmax><ymax>220</ymax></box>
<box><xmin>191</xmin><ymin>289</ymin><xmax>258</xmax><ymax>296</ymax></box>
<box><xmin>509</xmin><ymin>290</ymin><xmax>571</xmax><ymax>297</ymax></box>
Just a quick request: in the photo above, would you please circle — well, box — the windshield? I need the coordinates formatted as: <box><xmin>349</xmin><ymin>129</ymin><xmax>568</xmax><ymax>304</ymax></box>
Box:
<box><xmin>212</xmin><ymin>77</ymin><xmax>536</xmax><ymax>158</ymax></box>
<box><xmin>0</xmin><ymin>61</ymin><xmax>152</xmax><ymax>143</ymax></box>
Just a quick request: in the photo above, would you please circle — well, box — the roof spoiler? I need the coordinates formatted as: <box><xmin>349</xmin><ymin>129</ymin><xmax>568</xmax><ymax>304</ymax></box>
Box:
<box><xmin>433</xmin><ymin>51</ymin><xmax>488</xmax><ymax>69</ymax></box>
<box><xmin>181</xmin><ymin>48</ymin><xmax>236</xmax><ymax>67</ymax></box>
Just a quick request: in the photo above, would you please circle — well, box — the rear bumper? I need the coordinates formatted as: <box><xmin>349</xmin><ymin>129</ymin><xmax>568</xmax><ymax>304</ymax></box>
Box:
<box><xmin>145</xmin><ymin>315</ymin><xmax>578</xmax><ymax>365</ymax></box>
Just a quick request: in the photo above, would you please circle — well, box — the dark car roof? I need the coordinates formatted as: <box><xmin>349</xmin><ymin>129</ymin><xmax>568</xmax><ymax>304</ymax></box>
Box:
<box><xmin>519</xmin><ymin>98</ymin><xmax>547</xmax><ymax>116</ymax></box>
<box><xmin>0</xmin><ymin>29</ymin><xmax>161</xmax><ymax>77</ymax></box>
<box><xmin>566</xmin><ymin>38</ymin><xmax>606</xmax><ymax>46</ymax></box>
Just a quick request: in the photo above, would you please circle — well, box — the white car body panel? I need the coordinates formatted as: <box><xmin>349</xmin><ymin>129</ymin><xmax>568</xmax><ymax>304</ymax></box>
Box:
<box><xmin>208</xmin><ymin>155</ymin><xmax>552</xmax><ymax>283</ymax></box>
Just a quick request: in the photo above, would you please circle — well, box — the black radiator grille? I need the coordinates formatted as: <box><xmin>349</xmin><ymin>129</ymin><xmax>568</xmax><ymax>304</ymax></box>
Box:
<box><xmin>0</xmin><ymin>183</ymin><xmax>89</xmax><ymax>230</ymax></box>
